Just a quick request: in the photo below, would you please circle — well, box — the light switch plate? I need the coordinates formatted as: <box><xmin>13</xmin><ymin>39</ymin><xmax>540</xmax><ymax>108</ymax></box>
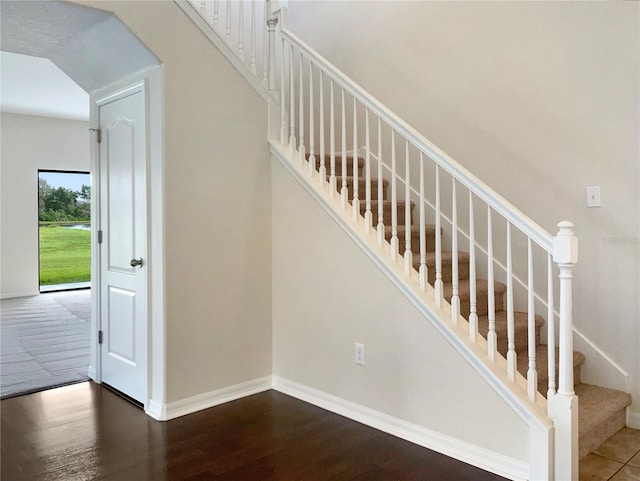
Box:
<box><xmin>587</xmin><ymin>186</ymin><xmax>601</xmax><ymax>208</ymax></box>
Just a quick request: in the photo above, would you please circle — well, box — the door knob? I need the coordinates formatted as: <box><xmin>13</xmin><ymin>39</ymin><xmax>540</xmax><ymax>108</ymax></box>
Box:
<box><xmin>130</xmin><ymin>258</ymin><xmax>144</xmax><ymax>268</ymax></box>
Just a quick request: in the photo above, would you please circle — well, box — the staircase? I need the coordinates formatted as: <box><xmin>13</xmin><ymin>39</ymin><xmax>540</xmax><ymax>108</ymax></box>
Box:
<box><xmin>177</xmin><ymin>1</ymin><xmax>633</xmax><ymax>478</ymax></box>
<box><xmin>316</xmin><ymin>153</ymin><xmax>632</xmax><ymax>461</ymax></box>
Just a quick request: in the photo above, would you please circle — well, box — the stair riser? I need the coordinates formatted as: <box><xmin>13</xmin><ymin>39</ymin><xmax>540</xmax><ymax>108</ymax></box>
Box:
<box><xmin>452</xmin><ymin>293</ymin><xmax>503</xmax><ymax>319</ymax></box>
<box><xmin>496</xmin><ymin>330</ymin><xmax>541</xmax><ymax>356</ymax></box>
<box><xmin>476</xmin><ymin>319</ymin><xmax>542</xmax><ymax>355</ymax></box>
<box><xmin>386</xmin><ymin>231</ymin><xmax>436</xmax><ymax>253</ymax></box>
<box><xmin>533</xmin><ymin>365</ymin><xmax>582</xmax><ymax>397</ymax></box>
<box><xmin>331</xmin><ymin>179</ymin><xmax>388</xmax><ymax>201</ymax></box>
<box><xmin>424</xmin><ymin>261</ymin><xmax>470</xmax><ymax>284</ymax></box>
<box><xmin>362</xmin><ymin>204</ymin><xmax>415</xmax><ymax>227</ymax></box>
<box><xmin>579</xmin><ymin>410</ymin><xmax>626</xmax><ymax>460</ymax></box>
<box><xmin>317</xmin><ymin>158</ymin><xmax>364</xmax><ymax>177</ymax></box>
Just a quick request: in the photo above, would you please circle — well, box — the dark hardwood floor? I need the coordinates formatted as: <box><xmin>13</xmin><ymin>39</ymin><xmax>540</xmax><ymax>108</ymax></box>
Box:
<box><xmin>1</xmin><ymin>382</ymin><xmax>507</xmax><ymax>480</ymax></box>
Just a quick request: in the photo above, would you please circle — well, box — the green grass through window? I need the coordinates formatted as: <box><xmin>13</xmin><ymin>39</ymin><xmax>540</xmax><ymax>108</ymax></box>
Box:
<box><xmin>39</xmin><ymin>226</ymin><xmax>90</xmax><ymax>286</ymax></box>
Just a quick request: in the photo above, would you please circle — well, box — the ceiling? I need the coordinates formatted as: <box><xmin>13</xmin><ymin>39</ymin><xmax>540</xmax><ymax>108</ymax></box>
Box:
<box><xmin>0</xmin><ymin>0</ymin><xmax>159</xmax><ymax>121</ymax></box>
<box><xmin>1</xmin><ymin>51</ymin><xmax>89</xmax><ymax>121</ymax></box>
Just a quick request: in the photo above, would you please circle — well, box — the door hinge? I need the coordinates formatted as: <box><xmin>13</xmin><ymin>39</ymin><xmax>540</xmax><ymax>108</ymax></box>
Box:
<box><xmin>98</xmin><ymin>330</ymin><xmax>103</xmax><ymax>344</ymax></box>
<box><xmin>89</xmin><ymin>128</ymin><xmax>102</xmax><ymax>143</ymax></box>
<box><xmin>97</xmin><ymin>230</ymin><xmax>103</xmax><ymax>244</ymax></box>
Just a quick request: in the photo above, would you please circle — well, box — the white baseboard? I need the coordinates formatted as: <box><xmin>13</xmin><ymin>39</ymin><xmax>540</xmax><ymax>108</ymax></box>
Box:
<box><xmin>627</xmin><ymin>410</ymin><xmax>640</xmax><ymax>429</ymax></box>
<box><xmin>145</xmin><ymin>376</ymin><xmax>272</xmax><ymax>421</ymax></box>
<box><xmin>146</xmin><ymin>399</ymin><xmax>165</xmax><ymax>420</ymax></box>
<box><xmin>142</xmin><ymin>375</ymin><xmax>528</xmax><ymax>478</ymax></box>
<box><xmin>272</xmin><ymin>376</ymin><xmax>529</xmax><ymax>481</ymax></box>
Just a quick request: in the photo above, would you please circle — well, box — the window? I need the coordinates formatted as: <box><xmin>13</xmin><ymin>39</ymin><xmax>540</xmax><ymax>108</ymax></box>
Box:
<box><xmin>38</xmin><ymin>170</ymin><xmax>91</xmax><ymax>292</ymax></box>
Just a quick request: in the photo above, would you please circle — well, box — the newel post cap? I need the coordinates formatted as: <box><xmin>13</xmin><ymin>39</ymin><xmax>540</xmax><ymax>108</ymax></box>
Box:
<box><xmin>553</xmin><ymin>221</ymin><xmax>578</xmax><ymax>264</ymax></box>
<box><xmin>266</xmin><ymin>16</ymin><xmax>278</xmax><ymax>30</ymax></box>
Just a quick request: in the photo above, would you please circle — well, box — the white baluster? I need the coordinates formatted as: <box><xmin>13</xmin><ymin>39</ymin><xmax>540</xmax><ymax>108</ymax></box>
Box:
<box><xmin>376</xmin><ymin>118</ymin><xmax>384</xmax><ymax>246</ymax></box>
<box><xmin>506</xmin><ymin>222</ymin><xmax>517</xmax><ymax>381</ymax></box>
<box><xmin>364</xmin><ymin>109</ymin><xmax>372</xmax><ymax>232</ymax></box>
<box><xmin>238</xmin><ymin>0</ymin><xmax>244</xmax><ymax>55</ymax></box>
<box><xmin>527</xmin><ymin>238</ymin><xmax>537</xmax><ymax>402</ymax></box>
<box><xmin>434</xmin><ymin>165</ymin><xmax>443</xmax><ymax>307</ymax></box>
<box><xmin>468</xmin><ymin>192</ymin><xmax>477</xmax><ymax>341</ymax></box>
<box><xmin>390</xmin><ymin>130</ymin><xmax>398</xmax><ymax>261</ymax></box>
<box><xmin>340</xmin><ymin>89</ymin><xmax>348</xmax><ymax>208</ymax></box>
<box><xmin>308</xmin><ymin>62</ymin><xmax>315</xmax><ymax>177</ymax></box>
<box><xmin>298</xmin><ymin>52</ymin><xmax>305</xmax><ymax>163</ymax></box>
<box><xmin>487</xmin><ymin>207</ymin><xmax>497</xmax><ymax>361</ymax></box>
<box><xmin>547</xmin><ymin>253</ymin><xmax>556</xmax><ymax>401</ymax></box>
<box><xmin>451</xmin><ymin>179</ymin><xmax>459</xmax><ymax>322</ymax></box>
<box><xmin>319</xmin><ymin>71</ymin><xmax>326</xmax><ymax>186</ymax></box>
<box><xmin>213</xmin><ymin>0</ymin><xmax>219</xmax><ymax>26</ymax></box>
<box><xmin>329</xmin><ymin>80</ymin><xmax>336</xmax><ymax>197</ymax></box>
<box><xmin>266</xmin><ymin>14</ymin><xmax>278</xmax><ymax>144</ymax></box>
<box><xmin>200</xmin><ymin>0</ymin><xmax>206</xmax><ymax>16</ymax></box>
<box><xmin>262</xmin><ymin>0</ymin><xmax>268</xmax><ymax>85</ymax></box>
<box><xmin>279</xmin><ymin>37</ymin><xmax>286</xmax><ymax>146</ymax></box>
<box><xmin>550</xmin><ymin>221</ymin><xmax>579</xmax><ymax>481</ymax></box>
<box><xmin>289</xmin><ymin>44</ymin><xmax>296</xmax><ymax>154</ymax></box>
<box><xmin>225</xmin><ymin>0</ymin><xmax>231</xmax><ymax>41</ymax></box>
<box><xmin>404</xmin><ymin>140</ymin><xmax>412</xmax><ymax>274</ymax></box>
<box><xmin>250</xmin><ymin>0</ymin><xmax>256</xmax><ymax>75</ymax></box>
<box><xmin>419</xmin><ymin>153</ymin><xmax>427</xmax><ymax>291</ymax></box>
<box><xmin>266</xmin><ymin>16</ymin><xmax>277</xmax><ymax>93</ymax></box>
<box><xmin>352</xmin><ymin>99</ymin><xmax>360</xmax><ymax>221</ymax></box>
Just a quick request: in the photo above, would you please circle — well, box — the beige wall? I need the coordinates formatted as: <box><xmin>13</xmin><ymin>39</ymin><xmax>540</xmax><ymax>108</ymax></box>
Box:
<box><xmin>0</xmin><ymin>112</ymin><xmax>90</xmax><ymax>298</ymax></box>
<box><xmin>287</xmin><ymin>0</ymin><xmax>640</xmax><ymax>422</ymax></box>
<box><xmin>271</xmin><ymin>157</ymin><xmax>530</xmax><ymax>463</ymax></box>
<box><xmin>65</xmin><ymin>0</ymin><xmax>638</xmax><ymax>427</ymax></box>
<box><xmin>76</xmin><ymin>1</ymin><xmax>272</xmax><ymax>403</ymax></box>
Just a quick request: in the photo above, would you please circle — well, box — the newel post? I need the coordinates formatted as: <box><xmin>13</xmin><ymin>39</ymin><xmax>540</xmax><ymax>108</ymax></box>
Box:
<box><xmin>551</xmin><ymin>221</ymin><xmax>579</xmax><ymax>480</ymax></box>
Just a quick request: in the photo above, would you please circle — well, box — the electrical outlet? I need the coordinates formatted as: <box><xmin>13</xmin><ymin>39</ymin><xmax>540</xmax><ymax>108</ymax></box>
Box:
<box><xmin>355</xmin><ymin>343</ymin><xmax>365</xmax><ymax>366</ymax></box>
<box><xmin>586</xmin><ymin>186</ymin><xmax>601</xmax><ymax>208</ymax></box>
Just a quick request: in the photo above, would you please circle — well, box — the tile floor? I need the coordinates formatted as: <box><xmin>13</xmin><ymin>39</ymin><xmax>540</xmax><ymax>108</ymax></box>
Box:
<box><xmin>580</xmin><ymin>428</ymin><xmax>640</xmax><ymax>481</ymax></box>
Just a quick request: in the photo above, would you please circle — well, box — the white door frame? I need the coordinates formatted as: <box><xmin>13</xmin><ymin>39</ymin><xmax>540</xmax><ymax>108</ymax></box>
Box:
<box><xmin>88</xmin><ymin>67</ymin><xmax>166</xmax><ymax>417</ymax></box>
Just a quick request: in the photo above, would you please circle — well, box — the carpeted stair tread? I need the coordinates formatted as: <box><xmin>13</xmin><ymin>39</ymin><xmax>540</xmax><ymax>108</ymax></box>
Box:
<box><xmin>516</xmin><ymin>344</ymin><xmax>585</xmax><ymax>395</ymax></box>
<box><xmin>384</xmin><ymin>224</ymin><xmax>439</xmax><ymax>238</ymax></box>
<box><xmin>410</xmin><ymin>249</ymin><xmax>470</xmax><ymax>266</ymax></box>
<box><xmin>410</xmin><ymin>250</ymin><xmax>470</xmax><ymax>283</ymax></box>
<box><xmin>443</xmin><ymin>279</ymin><xmax>506</xmax><ymax>318</ymax></box>
<box><xmin>442</xmin><ymin>278</ymin><xmax>506</xmax><ymax>301</ymax></box>
<box><xmin>364</xmin><ymin>200</ymin><xmax>416</xmax><ymax>209</ymax></box>
<box><xmin>310</xmin><ymin>153</ymin><xmax>364</xmax><ymax>175</ymax></box>
<box><xmin>577</xmin><ymin>383</ymin><xmax>632</xmax><ymax>459</ymax></box>
<box><xmin>328</xmin><ymin>176</ymin><xmax>389</xmax><ymax>200</ymax></box>
<box><xmin>360</xmin><ymin>200</ymin><xmax>416</xmax><ymax>225</ymax></box>
<box><xmin>384</xmin><ymin>224</ymin><xmax>439</xmax><ymax>253</ymax></box>
<box><xmin>478</xmin><ymin>311</ymin><xmax>544</xmax><ymax>354</ymax></box>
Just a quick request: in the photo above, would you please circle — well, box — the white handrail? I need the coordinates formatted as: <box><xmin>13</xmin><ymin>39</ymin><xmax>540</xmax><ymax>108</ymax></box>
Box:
<box><xmin>276</xmin><ymin>23</ymin><xmax>553</xmax><ymax>253</ymax></box>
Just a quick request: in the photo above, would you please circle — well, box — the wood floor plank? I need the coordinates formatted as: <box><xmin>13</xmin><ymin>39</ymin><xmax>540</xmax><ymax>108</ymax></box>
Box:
<box><xmin>1</xmin><ymin>382</ymin><xmax>507</xmax><ymax>481</ymax></box>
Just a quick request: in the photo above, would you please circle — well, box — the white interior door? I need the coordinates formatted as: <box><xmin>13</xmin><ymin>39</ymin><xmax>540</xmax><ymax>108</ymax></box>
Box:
<box><xmin>98</xmin><ymin>85</ymin><xmax>147</xmax><ymax>403</ymax></box>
